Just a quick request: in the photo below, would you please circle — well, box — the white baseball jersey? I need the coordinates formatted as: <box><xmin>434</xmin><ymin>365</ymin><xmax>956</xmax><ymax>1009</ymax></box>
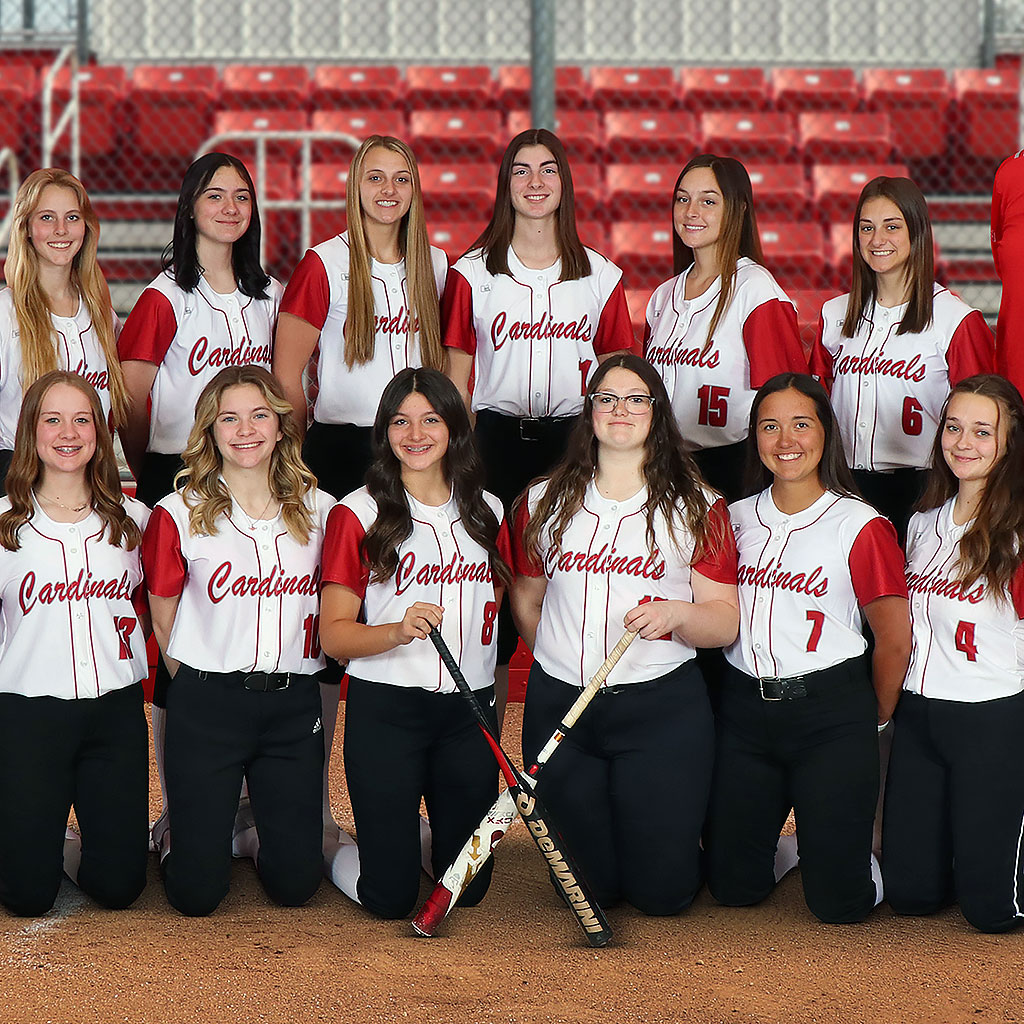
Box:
<box><xmin>810</xmin><ymin>285</ymin><xmax>994</xmax><ymax>471</ymax></box>
<box><xmin>0</xmin><ymin>288</ymin><xmax>118</xmax><ymax>450</ymax></box>
<box><xmin>117</xmin><ymin>272</ymin><xmax>281</xmax><ymax>455</ymax></box>
<box><xmin>321</xmin><ymin>486</ymin><xmax>510</xmax><ymax>692</ymax></box>
<box><xmin>643</xmin><ymin>258</ymin><xmax>806</xmax><ymax>449</ymax></box>
<box><xmin>514</xmin><ymin>479</ymin><xmax>737</xmax><ymax>687</ymax></box>
<box><xmin>442</xmin><ymin>246</ymin><xmax>637</xmax><ymax>418</ymax></box>
<box><xmin>726</xmin><ymin>488</ymin><xmax>907</xmax><ymax>679</ymax></box>
<box><xmin>904</xmin><ymin>499</ymin><xmax>1024</xmax><ymax>702</ymax></box>
<box><xmin>142</xmin><ymin>488</ymin><xmax>334</xmax><ymax>674</ymax></box>
<box><xmin>0</xmin><ymin>496</ymin><xmax>149</xmax><ymax>699</ymax></box>
<box><xmin>280</xmin><ymin>232</ymin><xmax>449</xmax><ymax>428</ymax></box>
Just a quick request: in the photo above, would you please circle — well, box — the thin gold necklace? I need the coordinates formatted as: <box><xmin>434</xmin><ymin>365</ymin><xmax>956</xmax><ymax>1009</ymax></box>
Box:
<box><xmin>37</xmin><ymin>491</ymin><xmax>91</xmax><ymax>513</ymax></box>
<box><xmin>225</xmin><ymin>484</ymin><xmax>275</xmax><ymax>531</ymax></box>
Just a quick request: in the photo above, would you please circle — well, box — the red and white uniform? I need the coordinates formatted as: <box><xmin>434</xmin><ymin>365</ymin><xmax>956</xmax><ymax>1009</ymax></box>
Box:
<box><xmin>0</xmin><ymin>497</ymin><xmax>149</xmax><ymax>698</ymax></box>
<box><xmin>142</xmin><ymin>488</ymin><xmax>333</xmax><ymax>674</ymax></box>
<box><xmin>904</xmin><ymin>500</ymin><xmax>1024</xmax><ymax>702</ymax></box>
<box><xmin>117</xmin><ymin>273</ymin><xmax>281</xmax><ymax>455</ymax></box>
<box><xmin>810</xmin><ymin>286</ymin><xmax>994</xmax><ymax>471</ymax></box>
<box><xmin>0</xmin><ymin>289</ymin><xmax>118</xmax><ymax>449</ymax></box>
<box><xmin>726</xmin><ymin>488</ymin><xmax>907</xmax><ymax>679</ymax></box>
<box><xmin>643</xmin><ymin>258</ymin><xmax>806</xmax><ymax>449</ymax></box>
<box><xmin>442</xmin><ymin>246</ymin><xmax>636</xmax><ymax>418</ymax></box>
<box><xmin>280</xmin><ymin>232</ymin><xmax>449</xmax><ymax>427</ymax></box>
<box><xmin>514</xmin><ymin>480</ymin><xmax>737</xmax><ymax>686</ymax></box>
<box><xmin>321</xmin><ymin>487</ymin><xmax>510</xmax><ymax>691</ymax></box>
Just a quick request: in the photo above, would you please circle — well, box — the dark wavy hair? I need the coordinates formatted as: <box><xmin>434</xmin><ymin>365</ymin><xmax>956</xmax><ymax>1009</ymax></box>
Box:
<box><xmin>162</xmin><ymin>152</ymin><xmax>271</xmax><ymax>299</ymax></box>
<box><xmin>361</xmin><ymin>368</ymin><xmax>512</xmax><ymax>587</ymax></box>
<box><xmin>520</xmin><ymin>353</ymin><xmax>722</xmax><ymax>565</ymax></box>
<box><xmin>744</xmin><ymin>373</ymin><xmax>860</xmax><ymax>498</ymax></box>
<box><xmin>917</xmin><ymin>374</ymin><xmax>1024</xmax><ymax>597</ymax></box>
<box><xmin>471</xmin><ymin>128</ymin><xmax>591</xmax><ymax>281</ymax></box>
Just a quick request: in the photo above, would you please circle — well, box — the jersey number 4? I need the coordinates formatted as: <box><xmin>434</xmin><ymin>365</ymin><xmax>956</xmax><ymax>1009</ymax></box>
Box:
<box><xmin>955</xmin><ymin>620</ymin><xmax>978</xmax><ymax>662</ymax></box>
<box><xmin>697</xmin><ymin>385</ymin><xmax>730</xmax><ymax>427</ymax></box>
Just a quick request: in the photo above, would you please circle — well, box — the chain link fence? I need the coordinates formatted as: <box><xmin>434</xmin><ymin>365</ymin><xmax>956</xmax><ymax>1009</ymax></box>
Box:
<box><xmin>0</xmin><ymin>0</ymin><xmax>1021</xmax><ymax>338</ymax></box>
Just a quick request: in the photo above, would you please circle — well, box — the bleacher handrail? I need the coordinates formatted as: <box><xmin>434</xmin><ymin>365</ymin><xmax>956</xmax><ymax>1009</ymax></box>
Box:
<box><xmin>41</xmin><ymin>45</ymin><xmax>81</xmax><ymax>177</ymax></box>
<box><xmin>196</xmin><ymin>129</ymin><xmax>362</xmax><ymax>262</ymax></box>
<box><xmin>0</xmin><ymin>147</ymin><xmax>22</xmax><ymax>248</ymax></box>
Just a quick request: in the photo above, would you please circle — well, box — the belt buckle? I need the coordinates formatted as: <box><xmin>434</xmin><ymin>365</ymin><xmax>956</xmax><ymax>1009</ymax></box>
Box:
<box><xmin>758</xmin><ymin>677</ymin><xmax>783</xmax><ymax>701</ymax></box>
<box><xmin>243</xmin><ymin>672</ymin><xmax>289</xmax><ymax>692</ymax></box>
<box><xmin>519</xmin><ymin>417</ymin><xmax>544</xmax><ymax>441</ymax></box>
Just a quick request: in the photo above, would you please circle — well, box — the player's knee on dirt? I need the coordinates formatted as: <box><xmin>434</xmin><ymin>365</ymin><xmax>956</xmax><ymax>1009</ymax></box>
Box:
<box><xmin>259</xmin><ymin>861</ymin><xmax>322</xmax><ymax>908</ymax></box>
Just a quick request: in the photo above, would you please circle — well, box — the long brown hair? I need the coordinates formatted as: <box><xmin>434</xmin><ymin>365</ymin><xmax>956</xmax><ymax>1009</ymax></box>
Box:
<box><xmin>0</xmin><ymin>371</ymin><xmax>140</xmax><ymax>551</ymax></box>
<box><xmin>343</xmin><ymin>136</ymin><xmax>443</xmax><ymax>371</ymax></box>
<box><xmin>4</xmin><ymin>169</ymin><xmax>129</xmax><ymax>427</ymax></box>
<box><xmin>842</xmin><ymin>176</ymin><xmax>934</xmax><ymax>338</ymax></box>
<box><xmin>671</xmin><ymin>154</ymin><xmax>765</xmax><ymax>356</ymax></box>
<box><xmin>917</xmin><ymin>374</ymin><xmax>1024</xmax><ymax>597</ymax></box>
<box><xmin>520</xmin><ymin>354</ymin><xmax>722</xmax><ymax>565</ymax></box>
<box><xmin>472</xmin><ymin>129</ymin><xmax>591</xmax><ymax>281</ymax></box>
<box><xmin>176</xmin><ymin>365</ymin><xmax>317</xmax><ymax>543</ymax></box>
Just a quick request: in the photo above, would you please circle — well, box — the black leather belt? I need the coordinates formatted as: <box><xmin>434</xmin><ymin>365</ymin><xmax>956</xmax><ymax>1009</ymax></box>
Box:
<box><xmin>517</xmin><ymin>415</ymin><xmax>574</xmax><ymax>441</ymax></box>
<box><xmin>195</xmin><ymin>669</ymin><xmax>293</xmax><ymax>691</ymax></box>
<box><xmin>757</xmin><ymin>676</ymin><xmax>808</xmax><ymax>701</ymax></box>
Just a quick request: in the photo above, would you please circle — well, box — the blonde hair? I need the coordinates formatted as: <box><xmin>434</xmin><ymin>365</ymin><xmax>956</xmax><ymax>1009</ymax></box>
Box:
<box><xmin>4</xmin><ymin>169</ymin><xmax>129</xmax><ymax>427</ymax></box>
<box><xmin>175</xmin><ymin>365</ymin><xmax>317</xmax><ymax>543</ymax></box>
<box><xmin>343</xmin><ymin>136</ymin><xmax>444</xmax><ymax>371</ymax></box>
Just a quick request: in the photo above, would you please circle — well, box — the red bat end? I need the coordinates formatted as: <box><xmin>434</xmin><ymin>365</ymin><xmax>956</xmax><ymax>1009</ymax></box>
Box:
<box><xmin>411</xmin><ymin>884</ymin><xmax>454</xmax><ymax>937</ymax></box>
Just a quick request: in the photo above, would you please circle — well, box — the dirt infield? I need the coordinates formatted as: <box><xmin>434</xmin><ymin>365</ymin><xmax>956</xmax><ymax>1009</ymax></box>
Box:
<box><xmin>2</xmin><ymin>703</ymin><xmax>1021</xmax><ymax>1024</ymax></box>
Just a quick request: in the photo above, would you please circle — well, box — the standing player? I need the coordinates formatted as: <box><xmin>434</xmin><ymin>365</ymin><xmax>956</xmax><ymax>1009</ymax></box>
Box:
<box><xmin>273</xmin><ymin>135</ymin><xmax>447</xmax><ymax>501</ymax></box>
<box><xmin>318</xmin><ymin>368</ymin><xmax>511</xmax><ymax>919</ymax></box>
<box><xmin>512</xmin><ymin>354</ymin><xmax>739</xmax><ymax>915</ymax></box>
<box><xmin>141</xmin><ymin>366</ymin><xmax>333</xmax><ymax>916</ymax></box>
<box><xmin>443</xmin><ymin>128</ymin><xmax>637</xmax><ymax>717</ymax></box>
<box><xmin>704</xmin><ymin>373</ymin><xmax>910</xmax><ymax>924</ymax></box>
<box><xmin>0</xmin><ymin>169</ymin><xmax>128</xmax><ymax>492</ymax></box>
<box><xmin>991</xmin><ymin>152</ymin><xmax>1024</xmax><ymax>395</ymax></box>
<box><xmin>643</xmin><ymin>154</ymin><xmax>807</xmax><ymax>503</ymax></box>
<box><xmin>884</xmin><ymin>375</ymin><xmax>1024</xmax><ymax>933</ymax></box>
<box><xmin>0</xmin><ymin>371</ymin><xmax>148</xmax><ymax>916</ymax></box>
<box><xmin>811</xmin><ymin>176</ymin><xmax>993</xmax><ymax>541</ymax></box>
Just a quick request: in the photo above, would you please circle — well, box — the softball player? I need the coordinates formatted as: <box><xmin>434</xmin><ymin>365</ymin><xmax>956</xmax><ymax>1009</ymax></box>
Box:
<box><xmin>991</xmin><ymin>152</ymin><xmax>1024</xmax><ymax>395</ymax></box>
<box><xmin>142</xmin><ymin>365</ymin><xmax>333</xmax><ymax>916</ymax></box>
<box><xmin>704</xmin><ymin>373</ymin><xmax>910</xmax><ymax>924</ymax></box>
<box><xmin>274</xmin><ymin>134</ymin><xmax>448</xmax><ymax>502</ymax></box>
<box><xmin>512</xmin><ymin>354</ymin><xmax>739</xmax><ymax>915</ymax></box>
<box><xmin>319</xmin><ymin>367</ymin><xmax>511</xmax><ymax>919</ymax></box>
<box><xmin>0</xmin><ymin>169</ymin><xmax>128</xmax><ymax>493</ymax></box>
<box><xmin>643</xmin><ymin>154</ymin><xmax>807</xmax><ymax>503</ymax></box>
<box><xmin>811</xmin><ymin>176</ymin><xmax>994</xmax><ymax>541</ymax></box>
<box><xmin>883</xmin><ymin>374</ymin><xmax>1024</xmax><ymax>933</ymax></box>
<box><xmin>0</xmin><ymin>371</ymin><xmax>148</xmax><ymax>916</ymax></box>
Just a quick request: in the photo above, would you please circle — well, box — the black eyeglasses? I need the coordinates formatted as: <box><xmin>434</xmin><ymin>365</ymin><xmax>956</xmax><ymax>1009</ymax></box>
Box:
<box><xmin>591</xmin><ymin>392</ymin><xmax>655</xmax><ymax>414</ymax></box>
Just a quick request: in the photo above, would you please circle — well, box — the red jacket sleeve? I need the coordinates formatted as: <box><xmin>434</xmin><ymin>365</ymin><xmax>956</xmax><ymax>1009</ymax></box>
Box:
<box><xmin>320</xmin><ymin>504</ymin><xmax>370</xmax><ymax>599</ymax></box>
<box><xmin>495</xmin><ymin>518</ymin><xmax>513</xmax><ymax>574</ymax></box>
<box><xmin>440</xmin><ymin>268</ymin><xmax>477</xmax><ymax>355</ymax></box>
<box><xmin>1010</xmin><ymin>562</ymin><xmax>1024</xmax><ymax>619</ymax></box>
<box><xmin>993</xmin><ymin>166</ymin><xmax>1005</xmax><ymax>277</ymax></box>
<box><xmin>849</xmin><ymin>516</ymin><xmax>909</xmax><ymax>606</ymax></box>
<box><xmin>593</xmin><ymin>280</ymin><xmax>639</xmax><ymax>355</ymax></box>
<box><xmin>945</xmin><ymin>310</ymin><xmax>995</xmax><ymax>382</ymax></box>
<box><xmin>117</xmin><ymin>289</ymin><xmax>178</xmax><ymax>364</ymax></box>
<box><xmin>692</xmin><ymin>498</ymin><xmax>738</xmax><ymax>584</ymax></box>
<box><xmin>511</xmin><ymin>498</ymin><xmax>543</xmax><ymax>578</ymax></box>
<box><xmin>141</xmin><ymin>506</ymin><xmax>187</xmax><ymax>598</ymax></box>
<box><xmin>807</xmin><ymin>310</ymin><xmax>834</xmax><ymax>391</ymax></box>
<box><xmin>743</xmin><ymin>299</ymin><xmax>808</xmax><ymax>388</ymax></box>
<box><xmin>279</xmin><ymin>250</ymin><xmax>331</xmax><ymax>331</ymax></box>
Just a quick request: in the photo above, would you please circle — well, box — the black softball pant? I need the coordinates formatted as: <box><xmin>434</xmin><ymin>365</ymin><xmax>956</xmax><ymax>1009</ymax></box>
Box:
<box><xmin>521</xmin><ymin>659</ymin><xmax>714</xmax><ymax>915</ymax></box>
<box><xmin>851</xmin><ymin>468</ymin><xmax>927</xmax><ymax>548</ymax></box>
<box><xmin>302</xmin><ymin>421</ymin><xmax>374</xmax><ymax>501</ymax></box>
<box><xmin>162</xmin><ymin>665</ymin><xmax>324</xmax><ymax>916</ymax></box>
<box><xmin>343</xmin><ymin>676</ymin><xmax>498</xmax><ymax>919</ymax></box>
<box><xmin>0</xmin><ymin>683</ymin><xmax>149</xmax><ymax>916</ymax></box>
<box><xmin>882</xmin><ymin>689</ymin><xmax>1024</xmax><ymax>933</ymax></box>
<box><xmin>704</xmin><ymin>657</ymin><xmax>879</xmax><ymax>924</ymax></box>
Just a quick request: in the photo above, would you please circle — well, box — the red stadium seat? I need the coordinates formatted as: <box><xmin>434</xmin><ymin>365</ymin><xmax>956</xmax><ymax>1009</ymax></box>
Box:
<box><xmin>609</xmin><ymin>222</ymin><xmax>675</xmax><ymax>288</ymax></box>
<box><xmin>505</xmin><ymin>110</ymin><xmax>602</xmax><ymax>163</ymax></box>
<box><xmin>747</xmin><ymin>164</ymin><xmax>810</xmax><ymax>220</ymax></box>
<box><xmin>212</xmin><ymin>109</ymin><xmax>309</xmax><ymax>164</ymax></box>
<box><xmin>591</xmin><ymin>66</ymin><xmax>676</xmax><ymax>110</ymax></box>
<box><xmin>625</xmin><ymin>288</ymin><xmax>654</xmax><ymax>337</ymax></box>
<box><xmin>700</xmin><ymin>111</ymin><xmax>797</xmax><ymax>162</ymax></box>
<box><xmin>311</xmin><ymin>65</ymin><xmax>401</xmax><ymax>109</ymax></box>
<box><xmin>604</xmin><ymin>111</ymin><xmax>699</xmax><ymax>164</ymax></box>
<box><xmin>405</xmin><ymin>66</ymin><xmax>493</xmax><ymax>109</ymax></box>
<box><xmin>952</xmin><ymin>69</ymin><xmax>1020</xmax><ymax>160</ymax></box>
<box><xmin>605</xmin><ymin>164</ymin><xmax>674</xmax><ymax>218</ymax></box>
<box><xmin>309</xmin><ymin>163</ymin><xmax>348</xmax><ymax>240</ymax></box>
<box><xmin>570</xmin><ymin>163</ymin><xmax>605</xmax><ymax>223</ymax></box>
<box><xmin>497</xmin><ymin>65</ymin><xmax>589</xmax><ymax>110</ymax></box>
<box><xmin>786</xmin><ymin>288</ymin><xmax>838</xmax><ymax>355</ymax></box>
<box><xmin>310</xmin><ymin>109</ymin><xmax>404</xmax><ymax>161</ymax></box>
<box><xmin>828</xmin><ymin>221</ymin><xmax>854</xmax><ymax>285</ymax></box>
<box><xmin>129</xmin><ymin>65</ymin><xmax>218</xmax><ymax>157</ymax></box>
<box><xmin>799</xmin><ymin>112</ymin><xmax>892</xmax><ymax>164</ymax></box>
<box><xmin>759</xmin><ymin>221</ymin><xmax>828</xmax><ymax>289</ymax></box>
<box><xmin>409</xmin><ymin>110</ymin><xmax>502</xmax><ymax>162</ymax></box>
<box><xmin>48</xmin><ymin>65</ymin><xmax>126</xmax><ymax>158</ymax></box>
<box><xmin>680</xmin><ymin>67</ymin><xmax>769</xmax><ymax>111</ymax></box>
<box><xmin>221</xmin><ymin>65</ymin><xmax>309</xmax><ymax>110</ymax></box>
<box><xmin>771</xmin><ymin>68</ymin><xmax>859</xmax><ymax>112</ymax></box>
<box><xmin>419</xmin><ymin>163</ymin><xmax>493</xmax><ymax>221</ymax></box>
<box><xmin>260</xmin><ymin>161</ymin><xmax>300</xmax><ymax>272</ymax></box>
<box><xmin>862</xmin><ymin>69</ymin><xmax>951</xmax><ymax>160</ymax></box>
<box><xmin>428</xmin><ymin>221</ymin><xmax>483</xmax><ymax>261</ymax></box>
<box><xmin>578</xmin><ymin>222</ymin><xmax>610</xmax><ymax>254</ymax></box>
<box><xmin>812</xmin><ymin>163</ymin><xmax>910</xmax><ymax>222</ymax></box>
